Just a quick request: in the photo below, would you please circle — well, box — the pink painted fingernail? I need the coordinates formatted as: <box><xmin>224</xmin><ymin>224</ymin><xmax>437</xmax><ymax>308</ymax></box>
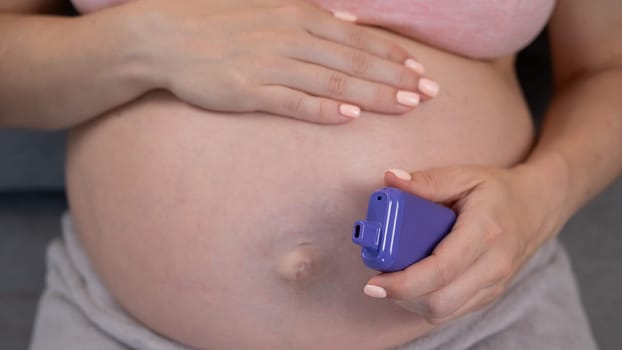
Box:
<box><xmin>364</xmin><ymin>285</ymin><xmax>387</xmax><ymax>298</ymax></box>
<box><xmin>332</xmin><ymin>10</ymin><xmax>357</xmax><ymax>22</ymax></box>
<box><xmin>387</xmin><ymin>168</ymin><xmax>412</xmax><ymax>181</ymax></box>
<box><xmin>339</xmin><ymin>103</ymin><xmax>361</xmax><ymax>118</ymax></box>
<box><xmin>419</xmin><ymin>78</ymin><xmax>439</xmax><ymax>97</ymax></box>
<box><xmin>396</xmin><ymin>90</ymin><xmax>420</xmax><ymax>107</ymax></box>
<box><xmin>405</xmin><ymin>59</ymin><xmax>425</xmax><ymax>75</ymax></box>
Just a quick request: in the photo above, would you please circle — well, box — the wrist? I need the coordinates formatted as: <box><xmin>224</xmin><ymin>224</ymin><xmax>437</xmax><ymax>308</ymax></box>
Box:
<box><xmin>108</xmin><ymin>1</ymin><xmax>170</xmax><ymax>92</ymax></box>
<box><xmin>513</xmin><ymin>151</ymin><xmax>573</xmax><ymax>241</ymax></box>
<box><xmin>81</xmin><ymin>4</ymin><xmax>161</xmax><ymax>95</ymax></box>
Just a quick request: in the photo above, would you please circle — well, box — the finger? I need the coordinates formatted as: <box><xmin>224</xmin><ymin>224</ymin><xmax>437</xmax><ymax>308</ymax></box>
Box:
<box><xmin>255</xmin><ymin>85</ymin><xmax>359</xmax><ymax>124</ymax></box>
<box><xmin>411</xmin><ymin>250</ymin><xmax>511</xmax><ymax>322</ymax></box>
<box><xmin>280</xmin><ymin>36</ymin><xmax>439</xmax><ymax>98</ymax></box>
<box><xmin>384</xmin><ymin>168</ymin><xmax>484</xmax><ymax>204</ymax></box>
<box><xmin>422</xmin><ymin>281</ymin><xmax>507</xmax><ymax>325</ymax></box>
<box><xmin>365</xmin><ymin>210</ymin><xmax>489</xmax><ymax>301</ymax></box>
<box><xmin>303</xmin><ymin>11</ymin><xmax>413</xmax><ymax>65</ymax></box>
<box><xmin>260</xmin><ymin>59</ymin><xmax>420</xmax><ymax>114</ymax></box>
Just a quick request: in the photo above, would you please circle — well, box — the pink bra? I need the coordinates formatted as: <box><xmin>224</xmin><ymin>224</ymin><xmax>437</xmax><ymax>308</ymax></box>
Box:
<box><xmin>73</xmin><ymin>0</ymin><xmax>555</xmax><ymax>59</ymax></box>
<box><xmin>311</xmin><ymin>0</ymin><xmax>556</xmax><ymax>58</ymax></box>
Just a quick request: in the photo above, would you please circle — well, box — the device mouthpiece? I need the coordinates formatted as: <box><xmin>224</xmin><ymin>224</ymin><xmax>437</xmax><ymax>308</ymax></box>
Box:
<box><xmin>352</xmin><ymin>220</ymin><xmax>382</xmax><ymax>251</ymax></box>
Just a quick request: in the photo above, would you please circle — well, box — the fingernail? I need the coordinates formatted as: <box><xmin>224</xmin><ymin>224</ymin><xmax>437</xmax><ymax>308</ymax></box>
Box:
<box><xmin>339</xmin><ymin>103</ymin><xmax>361</xmax><ymax>118</ymax></box>
<box><xmin>332</xmin><ymin>10</ymin><xmax>357</xmax><ymax>22</ymax></box>
<box><xmin>418</xmin><ymin>78</ymin><xmax>439</xmax><ymax>97</ymax></box>
<box><xmin>405</xmin><ymin>59</ymin><xmax>425</xmax><ymax>75</ymax></box>
<box><xmin>364</xmin><ymin>284</ymin><xmax>387</xmax><ymax>298</ymax></box>
<box><xmin>387</xmin><ymin>168</ymin><xmax>412</xmax><ymax>181</ymax></box>
<box><xmin>396</xmin><ymin>90</ymin><xmax>420</xmax><ymax>107</ymax></box>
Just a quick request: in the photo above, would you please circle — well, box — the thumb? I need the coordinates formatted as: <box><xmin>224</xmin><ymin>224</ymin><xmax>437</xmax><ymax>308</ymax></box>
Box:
<box><xmin>384</xmin><ymin>167</ymin><xmax>482</xmax><ymax>204</ymax></box>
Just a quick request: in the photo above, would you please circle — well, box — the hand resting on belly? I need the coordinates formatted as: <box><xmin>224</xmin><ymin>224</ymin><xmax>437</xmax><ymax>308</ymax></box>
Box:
<box><xmin>71</xmin><ymin>0</ymin><xmax>440</xmax><ymax>124</ymax></box>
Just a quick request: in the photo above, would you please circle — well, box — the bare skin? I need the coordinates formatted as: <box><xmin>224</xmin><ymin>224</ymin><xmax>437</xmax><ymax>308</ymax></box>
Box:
<box><xmin>65</xmin><ymin>37</ymin><xmax>532</xmax><ymax>349</ymax></box>
<box><xmin>2</xmin><ymin>0</ymin><xmax>622</xmax><ymax>349</ymax></box>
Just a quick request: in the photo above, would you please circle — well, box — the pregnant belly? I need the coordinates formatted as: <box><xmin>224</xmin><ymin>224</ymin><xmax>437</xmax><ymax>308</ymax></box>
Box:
<box><xmin>66</xmin><ymin>28</ymin><xmax>534</xmax><ymax>350</ymax></box>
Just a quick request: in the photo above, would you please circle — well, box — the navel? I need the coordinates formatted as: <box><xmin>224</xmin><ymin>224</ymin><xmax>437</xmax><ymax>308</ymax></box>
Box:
<box><xmin>274</xmin><ymin>243</ymin><xmax>321</xmax><ymax>284</ymax></box>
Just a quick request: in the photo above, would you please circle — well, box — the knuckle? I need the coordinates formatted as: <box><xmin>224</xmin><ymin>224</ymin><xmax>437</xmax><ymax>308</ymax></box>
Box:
<box><xmin>283</xmin><ymin>92</ymin><xmax>305</xmax><ymax>114</ymax></box>
<box><xmin>316</xmin><ymin>99</ymin><xmax>337</xmax><ymax>123</ymax></box>
<box><xmin>385</xmin><ymin>274</ymin><xmax>412</xmax><ymax>299</ymax></box>
<box><xmin>349</xmin><ymin>50</ymin><xmax>371</xmax><ymax>75</ymax></box>
<box><xmin>326</xmin><ymin>72</ymin><xmax>347</xmax><ymax>96</ymax></box>
<box><xmin>494</xmin><ymin>257</ymin><xmax>513</xmax><ymax>280</ymax></box>
<box><xmin>397</xmin><ymin>69</ymin><xmax>418</xmax><ymax>89</ymax></box>
<box><xmin>224</xmin><ymin>72</ymin><xmax>247</xmax><ymax>91</ymax></box>
<box><xmin>221</xmin><ymin>72</ymin><xmax>255</xmax><ymax>106</ymax></box>
<box><xmin>433</xmin><ymin>258</ymin><xmax>455</xmax><ymax>289</ymax></box>
<box><xmin>386</xmin><ymin>44</ymin><xmax>409</xmax><ymax>62</ymax></box>
<box><xmin>414</xmin><ymin>171</ymin><xmax>440</xmax><ymax>194</ymax></box>
<box><xmin>371</xmin><ymin>85</ymin><xmax>396</xmax><ymax>107</ymax></box>
<box><xmin>481</xmin><ymin>219</ymin><xmax>504</xmax><ymax>247</ymax></box>
<box><xmin>346</xmin><ymin>27</ymin><xmax>368</xmax><ymax>49</ymax></box>
<box><xmin>426</xmin><ymin>293</ymin><xmax>453</xmax><ymax>321</ymax></box>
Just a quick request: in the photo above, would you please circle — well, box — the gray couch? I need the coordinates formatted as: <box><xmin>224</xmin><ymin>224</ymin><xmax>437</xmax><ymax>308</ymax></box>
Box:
<box><xmin>1</xmin><ymin>33</ymin><xmax>620</xmax><ymax>349</ymax></box>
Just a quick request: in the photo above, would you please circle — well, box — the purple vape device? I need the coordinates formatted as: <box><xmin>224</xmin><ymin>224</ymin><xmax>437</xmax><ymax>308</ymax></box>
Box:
<box><xmin>352</xmin><ymin>187</ymin><xmax>456</xmax><ymax>272</ymax></box>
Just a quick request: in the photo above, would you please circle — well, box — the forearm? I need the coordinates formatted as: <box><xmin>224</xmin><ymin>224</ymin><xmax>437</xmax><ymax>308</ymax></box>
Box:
<box><xmin>519</xmin><ymin>67</ymin><xmax>622</xmax><ymax>234</ymax></box>
<box><xmin>0</xmin><ymin>9</ymin><xmax>153</xmax><ymax>129</ymax></box>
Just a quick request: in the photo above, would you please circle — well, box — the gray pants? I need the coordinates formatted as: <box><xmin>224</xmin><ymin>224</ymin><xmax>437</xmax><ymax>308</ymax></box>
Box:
<box><xmin>30</xmin><ymin>214</ymin><xmax>598</xmax><ymax>350</ymax></box>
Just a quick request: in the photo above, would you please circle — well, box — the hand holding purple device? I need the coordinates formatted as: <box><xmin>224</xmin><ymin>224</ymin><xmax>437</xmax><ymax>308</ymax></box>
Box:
<box><xmin>352</xmin><ymin>187</ymin><xmax>456</xmax><ymax>272</ymax></box>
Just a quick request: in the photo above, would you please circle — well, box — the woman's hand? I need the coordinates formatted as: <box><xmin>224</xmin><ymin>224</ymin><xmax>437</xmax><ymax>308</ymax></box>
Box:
<box><xmin>116</xmin><ymin>0</ymin><xmax>437</xmax><ymax>123</ymax></box>
<box><xmin>362</xmin><ymin>165</ymin><xmax>564</xmax><ymax>325</ymax></box>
